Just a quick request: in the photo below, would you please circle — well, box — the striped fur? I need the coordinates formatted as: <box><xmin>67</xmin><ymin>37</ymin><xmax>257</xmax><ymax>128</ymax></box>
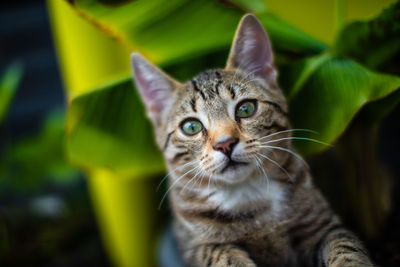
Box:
<box><xmin>131</xmin><ymin>14</ymin><xmax>374</xmax><ymax>267</ymax></box>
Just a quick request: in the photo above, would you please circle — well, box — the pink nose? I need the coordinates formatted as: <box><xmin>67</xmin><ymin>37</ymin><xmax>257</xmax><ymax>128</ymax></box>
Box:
<box><xmin>213</xmin><ymin>137</ymin><xmax>239</xmax><ymax>157</ymax></box>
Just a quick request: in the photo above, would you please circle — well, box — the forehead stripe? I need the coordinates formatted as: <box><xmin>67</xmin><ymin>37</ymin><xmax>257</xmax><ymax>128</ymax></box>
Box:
<box><xmin>227</xmin><ymin>85</ymin><xmax>236</xmax><ymax>99</ymax></box>
<box><xmin>214</xmin><ymin>71</ymin><xmax>222</xmax><ymax>96</ymax></box>
<box><xmin>190</xmin><ymin>98</ymin><xmax>197</xmax><ymax>112</ymax></box>
<box><xmin>191</xmin><ymin>80</ymin><xmax>206</xmax><ymax>100</ymax></box>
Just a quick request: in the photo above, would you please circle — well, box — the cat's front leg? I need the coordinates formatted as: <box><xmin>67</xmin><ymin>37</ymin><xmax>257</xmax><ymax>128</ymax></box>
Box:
<box><xmin>186</xmin><ymin>243</ymin><xmax>256</xmax><ymax>267</ymax></box>
<box><xmin>317</xmin><ymin>227</ymin><xmax>374</xmax><ymax>267</ymax></box>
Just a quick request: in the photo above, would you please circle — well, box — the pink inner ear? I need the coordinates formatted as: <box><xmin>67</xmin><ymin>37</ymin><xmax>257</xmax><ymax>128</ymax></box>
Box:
<box><xmin>135</xmin><ymin>68</ymin><xmax>164</xmax><ymax>113</ymax></box>
<box><xmin>228</xmin><ymin>14</ymin><xmax>276</xmax><ymax>82</ymax></box>
<box><xmin>131</xmin><ymin>55</ymin><xmax>173</xmax><ymax>118</ymax></box>
<box><xmin>239</xmin><ymin>21</ymin><xmax>274</xmax><ymax>77</ymax></box>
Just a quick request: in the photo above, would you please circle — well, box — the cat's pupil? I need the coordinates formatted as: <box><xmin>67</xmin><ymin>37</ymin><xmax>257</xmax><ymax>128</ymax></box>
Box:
<box><xmin>181</xmin><ymin>120</ymin><xmax>202</xmax><ymax>136</ymax></box>
<box><xmin>240</xmin><ymin>106</ymin><xmax>249</xmax><ymax>114</ymax></box>
<box><xmin>236</xmin><ymin>101</ymin><xmax>256</xmax><ymax>118</ymax></box>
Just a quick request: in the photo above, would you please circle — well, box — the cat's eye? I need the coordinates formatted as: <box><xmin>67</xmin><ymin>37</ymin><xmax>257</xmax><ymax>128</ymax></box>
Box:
<box><xmin>180</xmin><ymin>119</ymin><xmax>203</xmax><ymax>136</ymax></box>
<box><xmin>235</xmin><ymin>100</ymin><xmax>257</xmax><ymax>119</ymax></box>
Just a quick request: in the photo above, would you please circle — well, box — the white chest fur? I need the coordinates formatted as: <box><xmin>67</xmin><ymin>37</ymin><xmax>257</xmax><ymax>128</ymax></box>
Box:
<box><xmin>206</xmin><ymin>176</ymin><xmax>286</xmax><ymax>215</ymax></box>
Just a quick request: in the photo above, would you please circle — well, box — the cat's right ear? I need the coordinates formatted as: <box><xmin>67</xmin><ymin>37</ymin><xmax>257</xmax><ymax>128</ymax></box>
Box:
<box><xmin>131</xmin><ymin>53</ymin><xmax>180</xmax><ymax>125</ymax></box>
<box><xmin>225</xmin><ymin>14</ymin><xmax>277</xmax><ymax>84</ymax></box>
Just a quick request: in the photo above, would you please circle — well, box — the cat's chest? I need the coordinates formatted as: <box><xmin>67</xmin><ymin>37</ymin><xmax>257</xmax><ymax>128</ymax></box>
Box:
<box><xmin>177</xmin><ymin>177</ymin><xmax>291</xmax><ymax>254</ymax></box>
<box><xmin>205</xmin><ymin>177</ymin><xmax>286</xmax><ymax>216</ymax></box>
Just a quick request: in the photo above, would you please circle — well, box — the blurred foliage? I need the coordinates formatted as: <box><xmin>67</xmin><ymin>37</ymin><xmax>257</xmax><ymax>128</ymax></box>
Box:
<box><xmin>334</xmin><ymin>0</ymin><xmax>400</xmax><ymax>74</ymax></box>
<box><xmin>0</xmin><ymin>110</ymin><xmax>81</xmax><ymax>193</ymax></box>
<box><xmin>67</xmin><ymin>79</ymin><xmax>164</xmax><ymax>175</ymax></box>
<box><xmin>0</xmin><ymin>62</ymin><xmax>23</xmax><ymax>124</ymax></box>
<box><xmin>66</xmin><ymin>0</ymin><xmax>326</xmax><ymax>65</ymax></box>
<box><xmin>281</xmin><ymin>54</ymin><xmax>400</xmax><ymax>154</ymax></box>
<box><xmin>63</xmin><ymin>0</ymin><xmax>329</xmax><ymax>176</ymax></box>
<box><xmin>230</xmin><ymin>0</ymin><xmax>267</xmax><ymax>12</ymax></box>
<box><xmin>61</xmin><ymin>0</ymin><xmax>400</xmax><ymax>173</ymax></box>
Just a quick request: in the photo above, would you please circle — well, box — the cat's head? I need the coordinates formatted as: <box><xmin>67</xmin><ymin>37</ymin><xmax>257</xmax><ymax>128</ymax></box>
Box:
<box><xmin>131</xmin><ymin>14</ymin><xmax>290</xmax><ymax>186</ymax></box>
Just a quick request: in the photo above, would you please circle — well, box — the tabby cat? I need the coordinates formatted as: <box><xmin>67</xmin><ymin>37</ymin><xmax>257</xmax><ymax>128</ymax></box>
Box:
<box><xmin>131</xmin><ymin>14</ymin><xmax>374</xmax><ymax>267</ymax></box>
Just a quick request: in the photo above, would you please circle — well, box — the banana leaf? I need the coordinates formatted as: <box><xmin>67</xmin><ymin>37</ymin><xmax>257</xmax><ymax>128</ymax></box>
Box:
<box><xmin>66</xmin><ymin>78</ymin><xmax>164</xmax><ymax>176</ymax></box>
<box><xmin>66</xmin><ymin>0</ymin><xmax>327</xmax><ymax>66</ymax></box>
<box><xmin>281</xmin><ymin>54</ymin><xmax>400</xmax><ymax>155</ymax></box>
<box><xmin>63</xmin><ymin>0</ymin><xmax>328</xmax><ymax>175</ymax></box>
<box><xmin>333</xmin><ymin>0</ymin><xmax>400</xmax><ymax>74</ymax></box>
<box><xmin>284</xmin><ymin>0</ymin><xmax>400</xmax><ymax>154</ymax></box>
<box><xmin>63</xmin><ymin>0</ymin><xmax>400</xmax><ymax>172</ymax></box>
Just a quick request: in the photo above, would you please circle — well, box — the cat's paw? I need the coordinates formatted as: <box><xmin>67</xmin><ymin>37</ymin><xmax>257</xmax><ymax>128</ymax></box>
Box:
<box><xmin>326</xmin><ymin>252</ymin><xmax>374</xmax><ymax>267</ymax></box>
<box><xmin>213</xmin><ymin>247</ymin><xmax>256</xmax><ymax>267</ymax></box>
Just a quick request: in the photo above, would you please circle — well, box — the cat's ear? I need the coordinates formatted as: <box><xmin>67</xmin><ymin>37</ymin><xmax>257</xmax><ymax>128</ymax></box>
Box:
<box><xmin>131</xmin><ymin>52</ymin><xmax>180</xmax><ymax>124</ymax></box>
<box><xmin>226</xmin><ymin>14</ymin><xmax>277</xmax><ymax>84</ymax></box>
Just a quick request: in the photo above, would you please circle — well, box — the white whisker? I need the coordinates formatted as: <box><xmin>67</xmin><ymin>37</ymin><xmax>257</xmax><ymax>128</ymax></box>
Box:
<box><xmin>241</xmin><ymin>77</ymin><xmax>265</xmax><ymax>86</ymax></box>
<box><xmin>257</xmin><ymin>152</ymin><xmax>292</xmax><ymax>181</ymax></box>
<box><xmin>157</xmin><ymin>159</ymin><xmax>198</xmax><ymax>192</ymax></box>
<box><xmin>229</xmin><ymin>67</ymin><xmax>241</xmax><ymax>90</ymax></box>
<box><xmin>257</xmin><ymin>129</ymin><xmax>317</xmax><ymax>142</ymax></box>
<box><xmin>192</xmin><ymin>171</ymin><xmax>206</xmax><ymax>192</ymax></box>
<box><xmin>260</xmin><ymin>136</ymin><xmax>331</xmax><ymax>146</ymax></box>
<box><xmin>207</xmin><ymin>160</ymin><xmax>226</xmax><ymax>191</ymax></box>
<box><xmin>258</xmin><ymin>145</ymin><xmax>309</xmax><ymax>168</ymax></box>
<box><xmin>158</xmin><ymin>165</ymin><xmax>200</xmax><ymax>209</ymax></box>
<box><xmin>238</xmin><ymin>66</ymin><xmax>263</xmax><ymax>84</ymax></box>
<box><xmin>180</xmin><ymin>167</ymin><xmax>203</xmax><ymax>193</ymax></box>
<box><xmin>253</xmin><ymin>154</ymin><xmax>270</xmax><ymax>190</ymax></box>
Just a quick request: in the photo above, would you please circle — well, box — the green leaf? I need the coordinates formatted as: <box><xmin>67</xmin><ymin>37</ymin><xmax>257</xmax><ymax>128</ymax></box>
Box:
<box><xmin>62</xmin><ymin>0</ymin><xmax>400</xmax><ymax>170</ymax></box>
<box><xmin>66</xmin><ymin>78</ymin><xmax>164</xmax><ymax>176</ymax></box>
<box><xmin>356</xmin><ymin>86</ymin><xmax>400</xmax><ymax>126</ymax></box>
<box><xmin>257</xmin><ymin>14</ymin><xmax>328</xmax><ymax>56</ymax></box>
<box><xmin>0</xmin><ymin>62</ymin><xmax>23</xmax><ymax>123</ymax></box>
<box><xmin>285</xmin><ymin>54</ymin><xmax>400</xmax><ymax>155</ymax></box>
<box><xmin>333</xmin><ymin>0</ymin><xmax>400</xmax><ymax>74</ymax></box>
<box><xmin>63</xmin><ymin>0</ymin><xmax>328</xmax><ymax>175</ymax></box>
<box><xmin>229</xmin><ymin>0</ymin><xmax>267</xmax><ymax>12</ymax></box>
<box><xmin>66</xmin><ymin>0</ymin><xmax>326</xmax><ymax>66</ymax></box>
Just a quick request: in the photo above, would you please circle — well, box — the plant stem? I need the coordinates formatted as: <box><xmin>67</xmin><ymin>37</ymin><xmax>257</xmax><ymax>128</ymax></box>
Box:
<box><xmin>87</xmin><ymin>169</ymin><xmax>162</xmax><ymax>267</ymax></box>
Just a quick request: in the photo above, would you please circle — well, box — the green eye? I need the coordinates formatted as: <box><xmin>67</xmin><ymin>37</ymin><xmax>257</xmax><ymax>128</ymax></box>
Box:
<box><xmin>181</xmin><ymin>119</ymin><xmax>203</xmax><ymax>136</ymax></box>
<box><xmin>236</xmin><ymin>100</ymin><xmax>257</xmax><ymax>118</ymax></box>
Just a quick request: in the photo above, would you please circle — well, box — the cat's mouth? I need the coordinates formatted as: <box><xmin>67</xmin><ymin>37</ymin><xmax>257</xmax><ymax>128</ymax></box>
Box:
<box><xmin>220</xmin><ymin>160</ymin><xmax>248</xmax><ymax>173</ymax></box>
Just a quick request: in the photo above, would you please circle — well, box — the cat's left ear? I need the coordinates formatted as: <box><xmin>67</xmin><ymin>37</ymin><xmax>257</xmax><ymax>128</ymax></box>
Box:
<box><xmin>226</xmin><ymin>14</ymin><xmax>277</xmax><ymax>84</ymax></box>
<box><xmin>131</xmin><ymin>53</ymin><xmax>180</xmax><ymax>125</ymax></box>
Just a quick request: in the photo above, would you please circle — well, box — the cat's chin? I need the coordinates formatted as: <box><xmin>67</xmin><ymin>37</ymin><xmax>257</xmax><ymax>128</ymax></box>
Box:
<box><xmin>212</xmin><ymin>161</ymin><xmax>255</xmax><ymax>185</ymax></box>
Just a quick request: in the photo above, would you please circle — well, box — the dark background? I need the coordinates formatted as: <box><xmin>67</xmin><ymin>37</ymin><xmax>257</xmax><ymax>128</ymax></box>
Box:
<box><xmin>0</xmin><ymin>1</ymin><xmax>110</xmax><ymax>266</ymax></box>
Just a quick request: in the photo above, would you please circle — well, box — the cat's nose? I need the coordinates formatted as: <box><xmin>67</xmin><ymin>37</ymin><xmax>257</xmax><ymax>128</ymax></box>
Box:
<box><xmin>213</xmin><ymin>137</ymin><xmax>239</xmax><ymax>157</ymax></box>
